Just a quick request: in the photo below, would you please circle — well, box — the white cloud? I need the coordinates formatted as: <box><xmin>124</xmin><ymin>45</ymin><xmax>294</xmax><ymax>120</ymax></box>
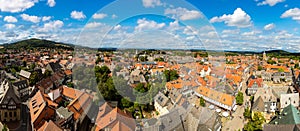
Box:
<box><xmin>0</xmin><ymin>15</ymin><xmax>2</xmax><ymax>18</ymax></box>
<box><xmin>210</xmin><ymin>8</ymin><xmax>252</xmax><ymax>28</ymax></box>
<box><xmin>42</xmin><ymin>16</ymin><xmax>51</xmax><ymax>21</ymax></box>
<box><xmin>47</xmin><ymin>0</ymin><xmax>56</xmax><ymax>7</ymax></box>
<box><xmin>142</xmin><ymin>0</ymin><xmax>162</xmax><ymax>8</ymax></box>
<box><xmin>38</xmin><ymin>20</ymin><xmax>64</xmax><ymax>32</ymax></box>
<box><xmin>92</xmin><ymin>13</ymin><xmax>107</xmax><ymax>19</ymax></box>
<box><xmin>112</xmin><ymin>14</ymin><xmax>118</xmax><ymax>19</ymax></box>
<box><xmin>4</xmin><ymin>16</ymin><xmax>18</xmax><ymax>23</ymax></box>
<box><xmin>165</xmin><ymin>7</ymin><xmax>203</xmax><ymax>21</ymax></box>
<box><xmin>113</xmin><ymin>24</ymin><xmax>121</xmax><ymax>30</ymax></box>
<box><xmin>134</xmin><ymin>18</ymin><xmax>166</xmax><ymax>32</ymax></box>
<box><xmin>20</xmin><ymin>14</ymin><xmax>40</xmax><ymax>23</ymax></box>
<box><xmin>242</xmin><ymin>31</ymin><xmax>261</xmax><ymax>36</ymax></box>
<box><xmin>85</xmin><ymin>22</ymin><xmax>103</xmax><ymax>28</ymax></box>
<box><xmin>4</xmin><ymin>24</ymin><xmax>16</xmax><ymax>29</ymax></box>
<box><xmin>264</xmin><ymin>23</ymin><xmax>275</xmax><ymax>30</ymax></box>
<box><xmin>257</xmin><ymin>0</ymin><xmax>285</xmax><ymax>6</ymax></box>
<box><xmin>281</xmin><ymin>8</ymin><xmax>300</xmax><ymax>21</ymax></box>
<box><xmin>0</xmin><ymin>0</ymin><xmax>38</xmax><ymax>13</ymax></box>
<box><xmin>70</xmin><ymin>11</ymin><xmax>86</xmax><ymax>20</ymax></box>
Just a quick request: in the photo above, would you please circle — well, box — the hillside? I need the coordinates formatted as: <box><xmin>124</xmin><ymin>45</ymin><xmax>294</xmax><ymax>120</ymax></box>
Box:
<box><xmin>1</xmin><ymin>38</ymin><xmax>74</xmax><ymax>50</ymax></box>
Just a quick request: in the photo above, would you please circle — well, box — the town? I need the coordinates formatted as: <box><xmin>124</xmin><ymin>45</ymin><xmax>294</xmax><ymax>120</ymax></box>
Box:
<box><xmin>0</xmin><ymin>39</ymin><xmax>300</xmax><ymax>131</ymax></box>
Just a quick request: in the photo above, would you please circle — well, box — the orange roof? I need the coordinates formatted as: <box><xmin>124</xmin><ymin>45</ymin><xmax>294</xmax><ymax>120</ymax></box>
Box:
<box><xmin>38</xmin><ymin>120</ymin><xmax>62</xmax><ymax>131</ymax></box>
<box><xmin>64</xmin><ymin>70</ymin><xmax>72</xmax><ymax>75</ymax></box>
<box><xmin>95</xmin><ymin>103</ymin><xmax>136</xmax><ymax>131</ymax></box>
<box><xmin>62</xmin><ymin>86</ymin><xmax>83</xmax><ymax>99</ymax></box>
<box><xmin>197</xmin><ymin>77</ymin><xmax>207</xmax><ymax>86</ymax></box>
<box><xmin>248</xmin><ymin>78</ymin><xmax>263</xmax><ymax>88</ymax></box>
<box><xmin>67</xmin><ymin>91</ymin><xmax>93</xmax><ymax>120</ymax></box>
<box><xmin>196</xmin><ymin>86</ymin><xmax>235</xmax><ymax>107</ymax></box>
<box><xmin>166</xmin><ymin>79</ymin><xmax>183</xmax><ymax>90</ymax></box>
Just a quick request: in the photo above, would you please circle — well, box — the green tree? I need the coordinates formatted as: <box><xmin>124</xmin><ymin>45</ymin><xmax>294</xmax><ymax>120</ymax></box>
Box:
<box><xmin>244</xmin><ymin>112</ymin><xmax>265</xmax><ymax>131</ymax></box>
<box><xmin>29</xmin><ymin>71</ymin><xmax>39</xmax><ymax>86</ymax></box>
<box><xmin>236</xmin><ymin>91</ymin><xmax>244</xmax><ymax>105</ymax></box>
<box><xmin>163</xmin><ymin>70</ymin><xmax>179</xmax><ymax>82</ymax></box>
<box><xmin>278</xmin><ymin>68</ymin><xmax>284</xmax><ymax>72</ymax></box>
<box><xmin>121</xmin><ymin>97</ymin><xmax>133</xmax><ymax>108</ymax></box>
<box><xmin>243</xmin><ymin>107</ymin><xmax>251</xmax><ymax>119</ymax></box>
<box><xmin>43</xmin><ymin>69</ymin><xmax>52</xmax><ymax>78</ymax></box>
<box><xmin>295</xmin><ymin>63</ymin><xmax>299</xmax><ymax>69</ymax></box>
<box><xmin>154</xmin><ymin>57</ymin><xmax>164</xmax><ymax>62</ymax></box>
<box><xmin>2</xmin><ymin>124</ymin><xmax>8</xmax><ymax>131</ymax></box>
<box><xmin>200</xmin><ymin>97</ymin><xmax>206</xmax><ymax>107</ymax></box>
<box><xmin>257</xmin><ymin>65</ymin><xmax>263</xmax><ymax>71</ymax></box>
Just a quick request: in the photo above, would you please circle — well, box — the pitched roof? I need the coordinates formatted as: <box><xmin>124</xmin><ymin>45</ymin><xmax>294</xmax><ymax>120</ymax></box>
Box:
<box><xmin>247</xmin><ymin>78</ymin><xmax>263</xmax><ymax>88</ymax></box>
<box><xmin>252</xmin><ymin>96</ymin><xmax>265</xmax><ymax>112</ymax></box>
<box><xmin>196</xmin><ymin>86</ymin><xmax>235</xmax><ymax>107</ymax></box>
<box><xmin>38</xmin><ymin>120</ymin><xmax>63</xmax><ymax>131</ymax></box>
<box><xmin>95</xmin><ymin>103</ymin><xmax>136</xmax><ymax>131</ymax></box>
<box><xmin>0</xmin><ymin>80</ymin><xmax>21</xmax><ymax>105</ymax></box>
<box><xmin>269</xmin><ymin>104</ymin><xmax>300</xmax><ymax>125</ymax></box>
<box><xmin>264</xmin><ymin>124</ymin><xmax>300</xmax><ymax>131</ymax></box>
<box><xmin>67</xmin><ymin>91</ymin><xmax>92</xmax><ymax>120</ymax></box>
<box><xmin>19</xmin><ymin>70</ymin><xmax>31</xmax><ymax>79</ymax></box>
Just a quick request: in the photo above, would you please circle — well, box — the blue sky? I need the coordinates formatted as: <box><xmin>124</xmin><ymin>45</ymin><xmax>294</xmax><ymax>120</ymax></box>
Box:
<box><xmin>0</xmin><ymin>0</ymin><xmax>300</xmax><ymax>52</ymax></box>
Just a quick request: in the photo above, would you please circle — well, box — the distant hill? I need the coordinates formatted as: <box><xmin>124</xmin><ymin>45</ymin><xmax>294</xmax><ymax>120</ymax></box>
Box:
<box><xmin>1</xmin><ymin>38</ymin><xmax>74</xmax><ymax>50</ymax></box>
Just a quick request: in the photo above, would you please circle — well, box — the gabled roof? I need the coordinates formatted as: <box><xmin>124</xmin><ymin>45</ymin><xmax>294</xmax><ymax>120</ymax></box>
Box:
<box><xmin>95</xmin><ymin>102</ymin><xmax>136</xmax><ymax>131</ymax></box>
<box><xmin>47</xmin><ymin>62</ymin><xmax>62</xmax><ymax>72</ymax></box>
<box><xmin>196</xmin><ymin>86</ymin><xmax>235</xmax><ymax>107</ymax></box>
<box><xmin>252</xmin><ymin>96</ymin><xmax>265</xmax><ymax>112</ymax></box>
<box><xmin>264</xmin><ymin>124</ymin><xmax>300</xmax><ymax>131</ymax></box>
<box><xmin>67</xmin><ymin>91</ymin><xmax>92</xmax><ymax>120</ymax></box>
<box><xmin>19</xmin><ymin>70</ymin><xmax>31</xmax><ymax>79</ymax></box>
<box><xmin>247</xmin><ymin>78</ymin><xmax>263</xmax><ymax>88</ymax></box>
<box><xmin>269</xmin><ymin>104</ymin><xmax>300</xmax><ymax>125</ymax></box>
<box><xmin>0</xmin><ymin>80</ymin><xmax>21</xmax><ymax>105</ymax></box>
<box><xmin>38</xmin><ymin>120</ymin><xmax>63</xmax><ymax>131</ymax></box>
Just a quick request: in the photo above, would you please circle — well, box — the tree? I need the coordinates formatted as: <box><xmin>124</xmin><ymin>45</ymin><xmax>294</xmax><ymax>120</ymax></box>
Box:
<box><xmin>278</xmin><ymin>68</ymin><xmax>284</xmax><ymax>72</ymax></box>
<box><xmin>29</xmin><ymin>72</ymin><xmax>39</xmax><ymax>86</ymax></box>
<box><xmin>121</xmin><ymin>97</ymin><xmax>133</xmax><ymax>108</ymax></box>
<box><xmin>244</xmin><ymin>112</ymin><xmax>265</xmax><ymax>131</ymax></box>
<box><xmin>243</xmin><ymin>107</ymin><xmax>251</xmax><ymax>119</ymax></box>
<box><xmin>236</xmin><ymin>91</ymin><xmax>244</xmax><ymax>105</ymax></box>
<box><xmin>257</xmin><ymin>65</ymin><xmax>263</xmax><ymax>71</ymax></box>
<box><xmin>154</xmin><ymin>57</ymin><xmax>164</xmax><ymax>62</ymax></box>
<box><xmin>164</xmin><ymin>70</ymin><xmax>179</xmax><ymax>82</ymax></box>
<box><xmin>2</xmin><ymin>124</ymin><xmax>8</xmax><ymax>131</ymax></box>
<box><xmin>43</xmin><ymin>69</ymin><xmax>52</xmax><ymax>78</ymax></box>
<box><xmin>295</xmin><ymin>63</ymin><xmax>299</xmax><ymax>69</ymax></box>
<box><xmin>200</xmin><ymin>97</ymin><xmax>206</xmax><ymax>107</ymax></box>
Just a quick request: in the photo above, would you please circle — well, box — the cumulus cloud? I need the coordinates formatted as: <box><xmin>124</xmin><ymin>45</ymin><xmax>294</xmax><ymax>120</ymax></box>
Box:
<box><xmin>210</xmin><ymin>8</ymin><xmax>252</xmax><ymax>28</ymax></box>
<box><xmin>165</xmin><ymin>7</ymin><xmax>203</xmax><ymax>21</ymax></box>
<box><xmin>38</xmin><ymin>20</ymin><xmax>64</xmax><ymax>32</ymax></box>
<box><xmin>264</xmin><ymin>23</ymin><xmax>275</xmax><ymax>30</ymax></box>
<box><xmin>112</xmin><ymin>14</ymin><xmax>118</xmax><ymax>19</ymax></box>
<box><xmin>42</xmin><ymin>16</ymin><xmax>51</xmax><ymax>21</ymax></box>
<box><xmin>85</xmin><ymin>22</ymin><xmax>103</xmax><ymax>28</ymax></box>
<box><xmin>92</xmin><ymin>13</ymin><xmax>107</xmax><ymax>19</ymax></box>
<box><xmin>70</xmin><ymin>11</ymin><xmax>86</xmax><ymax>20</ymax></box>
<box><xmin>4</xmin><ymin>24</ymin><xmax>16</xmax><ymax>29</ymax></box>
<box><xmin>257</xmin><ymin>0</ymin><xmax>285</xmax><ymax>6</ymax></box>
<box><xmin>20</xmin><ymin>14</ymin><xmax>40</xmax><ymax>23</ymax></box>
<box><xmin>0</xmin><ymin>0</ymin><xmax>38</xmax><ymax>13</ymax></box>
<box><xmin>134</xmin><ymin>18</ymin><xmax>166</xmax><ymax>32</ymax></box>
<box><xmin>47</xmin><ymin>0</ymin><xmax>56</xmax><ymax>7</ymax></box>
<box><xmin>113</xmin><ymin>24</ymin><xmax>122</xmax><ymax>31</ymax></box>
<box><xmin>281</xmin><ymin>8</ymin><xmax>300</xmax><ymax>21</ymax></box>
<box><xmin>4</xmin><ymin>16</ymin><xmax>18</xmax><ymax>23</ymax></box>
<box><xmin>142</xmin><ymin>0</ymin><xmax>162</xmax><ymax>8</ymax></box>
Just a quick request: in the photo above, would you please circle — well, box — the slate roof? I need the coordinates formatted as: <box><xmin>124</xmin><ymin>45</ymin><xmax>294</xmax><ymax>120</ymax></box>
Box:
<box><xmin>252</xmin><ymin>96</ymin><xmax>265</xmax><ymax>112</ymax></box>
<box><xmin>269</xmin><ymin>104</ymin><xmax>300</xmax><ymax>125</ymax></box>
<box><xmin>264</xmin><ymin>124</ymin><xmax>300</xmax><ymax>131</ymax></box>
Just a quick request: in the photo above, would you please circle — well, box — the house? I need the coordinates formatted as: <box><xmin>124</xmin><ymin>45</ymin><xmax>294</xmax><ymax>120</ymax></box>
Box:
<box><xmin>19</xmin><ymin>70</ymin><xmax>31</xmax><ymax>80</ymax></box>
<box><xmin>56</xmin><ymin>107</ymin><xmax>74</xmax><ymax>130</ymax></box>
<box><xmin>46</xmin><ymin>62</ymin><xmax>62</xmax><ymax>73</ymax></box>
<box><xmin>195</xmin><ymin>86</ymin><xmax>236</xmax><ymax>111</ymax></box>
<box><xmin>280</xmin><ymin>93</ymin><xmax>299</xmax><ymax>109</ymax></box>
<box><xmin>254</xmin><ymin>88</ymin><xmax>277</xmax><ymax>113</ymax></box>
<box><xmin>247</xmin><ymin>76</ymin><xmax>263</xmax><ymax>95</ymax></box>
<box><xmin>272</xmin><ymin>72</ymin><xmax>293</xmax><ymax>83</ymax></box>
<box><xmin>29</xmin><ymin>91</ymin><xmax>57</xmax><ymax>129</ymax></box>
<box><xmin>154</xmin><ymin>92</ymin><xmax>171</xmax><ymax>116</ymax></box>
<box><xmin>36</xmin><ymin>77</ymin><xmax>53</xmax><ymax>94</ymax></box>
<box><xmin>37</xmin><ymin>120</ymin><xmax>63</xmax><ymax>131</ymax></box>
<box><xmin>94</xmin><ymin>102</ymin><xmax>136</xmax><ymax>131</ymax></box>
<box><xmin>12</xmin><ymin>80</ymin><xmax>30</xmax><ymax>101</ymax></box>
<box><xmin>0</xmin><ymin>79</ymin><xmax>21</xmax><ymax>122</ymax></box>
<box><xmin>264</xmin><ymin>104</ymin><xmax>300</xmax><ymax>131</ymax></box>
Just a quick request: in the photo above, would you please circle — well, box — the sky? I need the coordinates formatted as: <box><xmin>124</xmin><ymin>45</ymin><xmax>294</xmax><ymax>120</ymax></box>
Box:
<box><xmin>0</xmin><ymin>0</ymin><xmax>300</xmax><ymax>52</ymax></box>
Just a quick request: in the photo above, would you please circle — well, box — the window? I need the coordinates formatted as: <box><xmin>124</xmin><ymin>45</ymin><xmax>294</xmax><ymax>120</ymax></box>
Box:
<box><xmin>9</xmin><ymin>112</ymin><xmax>12</xmax><ymax>117</ymax></box>
<box><xmin>14</xmin><ymin>112</ymin><xmax>16</xmax><ymax>117</ymax></box>
<box><xmin>4</xmin><ymin>112</ymin><xmax>7</xmax><ymax>117</ymax></box>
